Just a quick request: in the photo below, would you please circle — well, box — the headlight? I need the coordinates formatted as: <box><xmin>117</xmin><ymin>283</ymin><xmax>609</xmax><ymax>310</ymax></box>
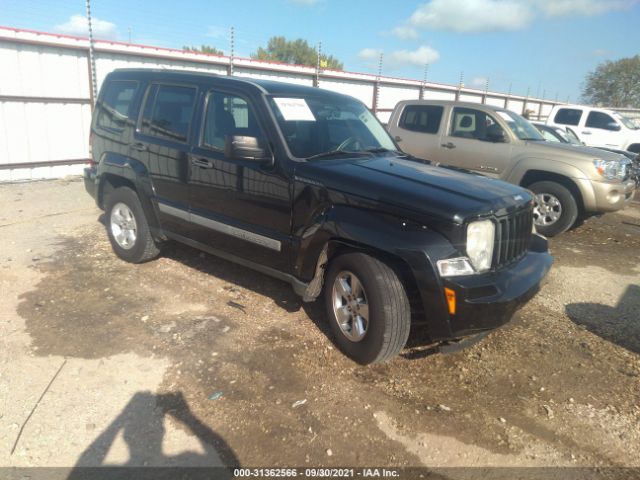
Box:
<box><xmin>466</xmin><ymin>219</ymin><xmax>495</xmax><ymax>272</ymax></box>
<box><xmin>594</xmin><ymin>158</ymin><xmax>628</xmax><ymax>181</ymax></box>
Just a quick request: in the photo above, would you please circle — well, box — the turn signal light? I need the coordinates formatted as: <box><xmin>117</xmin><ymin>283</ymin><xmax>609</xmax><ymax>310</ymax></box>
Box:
<box><xmin>444</xmin><ymin>287</ymin><xmax>456</xmax><ymax>315</ymax></box>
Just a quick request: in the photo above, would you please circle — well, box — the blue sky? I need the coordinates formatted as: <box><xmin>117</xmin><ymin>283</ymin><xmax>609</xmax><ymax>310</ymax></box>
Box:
<box><xmin>2</xmin><ymin>0</ymin><xmax>640</xmax><ymax>100</ymax></box>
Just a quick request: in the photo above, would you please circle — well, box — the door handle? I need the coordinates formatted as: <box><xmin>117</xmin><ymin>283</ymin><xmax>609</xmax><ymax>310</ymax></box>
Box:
<box><xmin>441</xmin><ymin>142</ymin><xmax>456</xmax><ymax>149</ymax></box>
<box><xmin>581</xmin><ymin>131</ymin><xmax>592</xmax><ymax>135</ymax></box>
<box><xmin>394</xmin><ymin>135</ymin><xmax>403</xmax><ymax>142</ymax></box>
<box><xmin>191</xmin><ymin>157</ymin><xmax>213</xmax><ymax>169</ymax></box>
<box><xmin>130</xmin><ymin>142</ymin><xmax>148</xmax><ymax>152</ymax></box>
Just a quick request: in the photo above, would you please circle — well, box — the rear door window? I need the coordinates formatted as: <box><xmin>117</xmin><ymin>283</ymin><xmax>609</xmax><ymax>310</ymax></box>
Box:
<box><xmin>554</xmin><ymin>108</ymin><xmax>583</xmax><ymax>126</ymax></box>
<box><xmin>96</xmin><ymin>80</ymin><xmax>138</xmax><ymax>131</ymax></box>
<box><xmin>140</xmin><ymin>84</ymin><xmax>197</xmax><ymax>143</ymax></box>
<box><xmin>399</xmin><ymin>105</ymin><xmax>443</xmax><ymax>134</ymax></box>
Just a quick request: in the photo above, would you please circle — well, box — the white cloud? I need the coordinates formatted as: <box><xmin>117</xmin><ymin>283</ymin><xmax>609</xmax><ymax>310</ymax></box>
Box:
<box><xmin>54</xmin><ymin>14</ymin><xmax>118</xmax><ymax>40</ymax></box>
<box><xmin>536</xmin><ymin>0</ymin><xmax>637</xmax><ymax>17</ymax></box>
<box><xmin>206</xmin><ymin>26</ymin><xmax>227</xmax><ymax>39</ymax></box>
<box><xmin>471</xmin><ymin>76</ymin><xmax>489</xmax><ymax>88</ymax></box>
<box><xmin>358</xmin><ymin>48</ymin><xmax>383</xmax><ymax>61</ymax></box>
<box><xmin>388</xmin><ymin>46</ymin><xmax>440</xmax><ymax>67</ymax></box>
<box><xmin>394</xmin><ymin>0</ymin><xmax>638</xmax><ymax>35</ymax></box>
<box><xmin>391</xmin><ymin>25</ymin><xmax>420</xmax><ymax>40</ymax></box>
<box><xmin>408</xmin><ymin>0</ymin><xmax>533</xmax><ymax>33</ymax></box>
<box><xmin>359</xmin><ymin>46</ymin><xmax>440</xmax><ymax>69</ymax></box>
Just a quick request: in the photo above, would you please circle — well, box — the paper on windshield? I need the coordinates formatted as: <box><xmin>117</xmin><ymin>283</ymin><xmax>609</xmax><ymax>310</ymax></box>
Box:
<box><xmin>273</xmin><ymin>98</ymin><xmax>316</xmax><ymax>121</ymax></box>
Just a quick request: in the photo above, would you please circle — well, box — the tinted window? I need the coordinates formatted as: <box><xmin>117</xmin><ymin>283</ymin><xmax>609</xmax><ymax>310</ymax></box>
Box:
<box><xmin>141</xmin><ymin>84</ymin><xmax>196</xmax><ymax>142</ymax></box>
<box><xmin>554</xmin><ymin>108</ymin><xmax>582</xmax><ymax>126</ymax></box>
<box><xmin>399</xmin><ymin>105</ymin><xmax>443</xmax><ymax>134</ymax></box>
<box><xmin>586</xmin><ymin>111</ymin><xmax>618</xmax><ymax>130</ymax></box>
<box><xmin>203</xmin><ymin>92</ymin><xmax>263</xmax><ymax>150</ymax></box>
<box><xmin>97</xmin><ymin>80</ymin><xmax>137</xmax><ymax>130</ymax></box>
<box><xmin>450</xmin><ymin>107</ymin><xmax>506</xmax><ymax>141</ymax></box>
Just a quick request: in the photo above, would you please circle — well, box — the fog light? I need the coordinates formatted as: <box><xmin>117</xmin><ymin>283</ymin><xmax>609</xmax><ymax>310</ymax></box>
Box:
<box><xmin>444</xmin><ymin>287</ymin><xmax>456</xmax><ymax>315</ymax></box>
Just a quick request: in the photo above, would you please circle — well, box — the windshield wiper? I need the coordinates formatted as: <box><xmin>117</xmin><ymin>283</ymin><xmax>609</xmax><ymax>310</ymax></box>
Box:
<box><xmin>306</xmin><ymin>149</ymin><xmax>370</xmax><ymax>161</ymax></box>
<box><xmin>521</xmin><ymin>137</ymin><xmax>544</xmax><ymax>141</ymax></box>
<box><xmin>363</xmin><ymin>147</ymin><xmax>398</xmax><ymax>154</ymax></box>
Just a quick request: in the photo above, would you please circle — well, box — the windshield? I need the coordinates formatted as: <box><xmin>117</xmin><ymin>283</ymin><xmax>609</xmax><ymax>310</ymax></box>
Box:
<box><xmin>496</xmin><ymin>109</ymin><xmax>544</xmax><ymax>141</ymax></box>
<box><xmin>268</xmin><ymin>95</ymin><xmax>396</xmax><ymax>159</ymax></box>
<box><xmin>613</xmin><ymin>112</ymin><xmax>640</xmax><ymax>130</ymax></box>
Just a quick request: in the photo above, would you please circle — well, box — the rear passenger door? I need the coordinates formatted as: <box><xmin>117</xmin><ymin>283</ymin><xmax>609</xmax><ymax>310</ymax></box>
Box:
<box><xmin>434</xmin><ymin>107</ymin><xmax>512</xmax><ymax>176</ymax></box>
<box><xmin>187</xmin><ymin>88</ymin><xmax>291</xmax><ymax>272</ymax></box>
<box><xmin>391</xmin><ymin>104</ymin><xmax>444</xmax><ymax>161</ymax></box>
<box><xmin>134</xmin><ymin>83</ymin><xmax>198</xmax><ymax>233</ymax></box>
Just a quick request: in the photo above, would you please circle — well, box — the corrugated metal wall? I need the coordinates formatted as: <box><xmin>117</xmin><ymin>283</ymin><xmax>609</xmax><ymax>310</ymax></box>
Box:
<box><xmin>0</xmin><ymin>26</ymin><xmax>562</xmax><ymax>182</ymax></box>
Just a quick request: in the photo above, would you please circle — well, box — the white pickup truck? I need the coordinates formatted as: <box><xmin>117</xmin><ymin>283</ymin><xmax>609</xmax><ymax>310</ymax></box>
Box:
<box><xmin>546</xmin><ymin>105</ymin><xmax>640</xmax><ymax>153</ymax></box>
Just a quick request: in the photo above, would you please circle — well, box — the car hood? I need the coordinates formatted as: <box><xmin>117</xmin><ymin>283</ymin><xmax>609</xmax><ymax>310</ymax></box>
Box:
<box><xmin>525</xmin><ymin>140</ymin><xmax>624</xmax><ymax>161</ymax></box>
<box><xmin>295</xmin><ymin>154</ymin><xmax>532</xmax><ymax>224</ymax></box>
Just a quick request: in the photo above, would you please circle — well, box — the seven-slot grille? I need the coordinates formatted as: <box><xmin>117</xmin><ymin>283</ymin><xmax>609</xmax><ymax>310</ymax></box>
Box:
<box><xmin>493</xmin><ymin>206</ymin><xmax>533</xmax><ymax>268</ymax></box>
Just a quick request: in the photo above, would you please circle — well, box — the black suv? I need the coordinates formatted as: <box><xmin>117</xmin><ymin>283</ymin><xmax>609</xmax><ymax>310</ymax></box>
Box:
<box><xmin>84</xmin><ymin>69</ymin><xmax>552</xmax><ymax>364</ymax></box>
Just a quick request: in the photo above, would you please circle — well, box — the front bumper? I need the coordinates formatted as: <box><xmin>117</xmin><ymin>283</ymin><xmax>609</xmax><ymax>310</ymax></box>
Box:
<box><xmin>591</xmin><ymin>178</ymin><xmax>635</xmax><ymax>212</ymax></box>
<box><xmin>424</xmin><ymin>234</ymin><xmax>553</xmax><ymax>341</ymax></box>
<box><xmin>83</xmin><ymin>166</ymin><xmax>98</xmax><ymax>201</ymax></box>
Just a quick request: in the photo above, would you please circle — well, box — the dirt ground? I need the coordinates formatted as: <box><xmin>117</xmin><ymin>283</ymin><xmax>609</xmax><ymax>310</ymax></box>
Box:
<box><xmin>1</xmin><ymin>178</ymin><xmax>639</xmax><ymax>478</ymax></box>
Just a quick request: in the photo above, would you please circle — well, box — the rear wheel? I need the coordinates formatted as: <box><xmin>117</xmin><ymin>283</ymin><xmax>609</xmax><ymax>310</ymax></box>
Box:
<box><xmin>105</xmin><ymin>186</ymin><xmax>160</xmax><ymax>263</ymax></box>
<box><xmin>324</xmin><ymin>252</ymin><xmax>411</xmax><ymax>364</ymax></box>
<box><xmin>529</xmin><ymin>181</ymin><xmax>578</xmax><ymax>237</ymax></box>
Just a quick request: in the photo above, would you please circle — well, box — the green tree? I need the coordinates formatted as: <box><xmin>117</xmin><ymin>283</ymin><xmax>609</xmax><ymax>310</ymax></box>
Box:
<box><xmin>183</xmin><ymin>44</ymin><xmax>224</xmax><ymax>55</ymax></box>
<box><xmin>582</xmin><ymin>56</ymin><xmax>640</xmax><ymax>108</ymax></box>
<box><xmin>251</xmin><ymin>36</ymin><xmax>343</xmax><ymax>70</ymax></box>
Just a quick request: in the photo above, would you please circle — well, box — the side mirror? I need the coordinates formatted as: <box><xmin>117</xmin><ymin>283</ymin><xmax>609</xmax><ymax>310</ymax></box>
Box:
<box><xmin>485</xmin><ymin>125</ymin><xmax>507</xmax><ymax>143</ymax></box>
<box><xmin>606</xmin><ymin>122</ymin><xmax>621</xmax><ymax>132</ymax></box>
<box><xmin>224</xmin><ymin>135</ymin><xmax>272</xmax><ymax>164</ymax></box>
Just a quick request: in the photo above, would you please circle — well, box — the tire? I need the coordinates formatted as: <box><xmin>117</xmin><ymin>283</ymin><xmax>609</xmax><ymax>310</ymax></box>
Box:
<box><xmin>104</xmin><ymin>186</ymin><xmax>160</xmax><ymax>263</ymax></box>
<box><xmin>324</xmin><ymin>252</ymin><xmax>411</xmax><ymax>364</ymax></box>
<box><xmin>528</xmin><ymin>181</ymin><xmax>578</xmax><ymax>237</ymax></box>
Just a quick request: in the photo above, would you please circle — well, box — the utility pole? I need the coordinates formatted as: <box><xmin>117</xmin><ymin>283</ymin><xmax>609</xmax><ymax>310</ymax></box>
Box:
<box><xmin>455</xmin><ymin>71</ymin><xmax>464</xmax><ymax>101</ymax></box>
<box><xmin>228</xmin><ymin>26</ymin><xmax>235</xmax><ymax>76</ymax></box>
<box><xmin>419</xmin><ymin>63</ymin><xmax>428</xmax><ymax>100</ymax></box>
<box><xmin>482</xmin><ymin>78</ymin><xmax>489</xmax><ymax>104</ymax></box>
<box><xmin>86</xmin><ymin>0</ymin><xmax>98</xmax><ymax>106</ymax></box>
<box><xmin>372</xmin><ymin>52</ymin><xmax>383</xmax><ymax>113</ymax></box>
<box><xmin>504</xmin><ymin>82</ymin><xmax>512</xmax><ymax>109</ymax></box>
<box><xmin>314</xmin><ymin>41</ymin><xmax>322</xmax><ymax>87</ymax></box>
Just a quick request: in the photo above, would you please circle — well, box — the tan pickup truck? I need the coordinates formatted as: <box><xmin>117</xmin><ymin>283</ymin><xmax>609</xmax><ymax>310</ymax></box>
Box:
<box><xmin>388</xmin><ymin>100</ymin><xmax>636</xmax><ymax>236</ymax></box>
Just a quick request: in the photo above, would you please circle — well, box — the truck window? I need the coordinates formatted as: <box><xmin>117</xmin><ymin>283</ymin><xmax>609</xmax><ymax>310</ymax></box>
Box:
<box><xmin>554</xmin><ymin>108</ymin><xmax>582</xmax><ymax>126</ymax></box>
<box><xmin>140</xmin><ymin>84</ymin><xmax>196</xmax><ymax>143</ymax></box>
<box><xmin>450</xmin><ymin>107</ymin><xmax>505</xmax><ymax>141</ymax></box>
<box><xmin>96</xmin><ymin>80</ymin><xmax>138</xmax><ymax>131</ymax></box>
<box><xmin>399</xmin><ymin>105</ymin><xmax>443</xmax><ymax>134</ymax></box>
<box><xmin>586</xmin><ymin>111</ymin><xmax>619</xmax><ymax>131</ymax></box>
<box><xmin>203</xmin><ymin>92</ymin><xmax>264</xmax><ymax>150</ymax></box>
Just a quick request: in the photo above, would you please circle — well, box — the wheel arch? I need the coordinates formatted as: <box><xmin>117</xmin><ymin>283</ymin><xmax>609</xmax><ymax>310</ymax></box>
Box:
<box><xmin>520</xmin><ymin>170</ymin><xmax>585</xmax><ymax>214</ymax></box>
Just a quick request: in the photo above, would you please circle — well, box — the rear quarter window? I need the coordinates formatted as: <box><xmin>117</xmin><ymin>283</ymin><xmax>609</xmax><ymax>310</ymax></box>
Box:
<box><xmin>96</xmin><ymin>80</ymin><xmax>138</xmax><ymax>131</ymax></box>
<box><xmin>554</xmin><ymin>108</ymin><xmax>582</xmax><ymax>126</ymax></box>
<box><xmin>399</xmin><ymin>105</ymin><xmax>443</xmax><ymax>134</ymax></box>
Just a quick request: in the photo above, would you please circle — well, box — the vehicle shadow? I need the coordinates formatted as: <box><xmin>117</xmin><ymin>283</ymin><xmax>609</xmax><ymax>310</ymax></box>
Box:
<box><xmin>66</xmin><ymin>390</ymin><xmax>238</xmax><ymax>479</ymax></box>
<box><xmin>98</xmin><ymin>214</ymin><xmax>440</xmax><ymax>355</ymax></box>
<box><xmin>565</xmin><ymin>284</ymin><xmax>640</xmax><ymax>354</ymax></box>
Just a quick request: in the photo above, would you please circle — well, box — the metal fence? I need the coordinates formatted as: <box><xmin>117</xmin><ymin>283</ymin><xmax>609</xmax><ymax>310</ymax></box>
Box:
<box><xmin>0</xmin><ymin>25</ymin><xmax>598</xmax><ymax>182</ymax></box>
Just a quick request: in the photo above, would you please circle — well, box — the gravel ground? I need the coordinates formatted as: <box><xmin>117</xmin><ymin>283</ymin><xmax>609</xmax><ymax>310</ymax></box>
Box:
<box><xmin>0</xmin><ymin>178</ymin><xmax>639</xmax><ymax>478</ymax></box>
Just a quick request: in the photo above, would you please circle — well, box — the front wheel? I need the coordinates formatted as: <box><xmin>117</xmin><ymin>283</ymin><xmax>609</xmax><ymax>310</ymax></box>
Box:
<box><xmin>324</xmin><ymin>252</ymin><xmax>411</xmax><ymax>364</ymax></box>
<box><xmin>528</xmin><ymin>181</ymin><xmax>578</xmax><ymax>237</ymax></box>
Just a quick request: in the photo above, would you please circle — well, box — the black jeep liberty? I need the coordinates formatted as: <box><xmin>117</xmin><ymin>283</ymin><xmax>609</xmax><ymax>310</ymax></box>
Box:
<box><xmin>84</xmin><ymin>68</ymin><xmax>552</xmax><ymax>364</ymax></box>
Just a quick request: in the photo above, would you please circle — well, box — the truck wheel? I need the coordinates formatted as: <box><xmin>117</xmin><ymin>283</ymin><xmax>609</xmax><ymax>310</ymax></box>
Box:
<box><xmin>324</xmin><ymin>252</ymin><xmax>411</xmax><ymax>364</ymax></box>
<box><xmin>528</xmin><ymin>181</ymin><xmax>578</xmax><ymax>237</ymax></box>
<box><xmin>105</xmin><ymin>186</ymin><xmax>160</xmax><ymax>263</ymax></box>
